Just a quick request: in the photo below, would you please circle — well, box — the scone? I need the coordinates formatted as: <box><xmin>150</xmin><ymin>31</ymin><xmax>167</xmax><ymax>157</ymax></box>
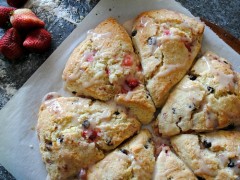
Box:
<box><xmin>37</xmin><ymin>96</ymin><xmax>141</xmax><ymax>180</ymax></box>
<box><xmin>171</xmin><ymin>131</ymin><xmax>240</xmax><ymax>179</ymax></box>
<box><xmin>153</xmin><ymin>145</ymin><xmax>197</xmax><ymax>180</ymax></box>
<box><xmin>132</xmin><ymin>9</ymin><xmax>205</xmax><ymax>107</ymax></box>
<box><xmin>158</xmin><ymin>52</ymin><xmax>240</xmax><ymax>136</ymax></box>
<box><xmin>87</xmin><ymin>129</ymin><xmax>155</xmax><ymax>180</ymax></box>
<box><xmin>62</xmin><ymin>18</ymin><xmax>155</xmax><ymax>124</ymax></box>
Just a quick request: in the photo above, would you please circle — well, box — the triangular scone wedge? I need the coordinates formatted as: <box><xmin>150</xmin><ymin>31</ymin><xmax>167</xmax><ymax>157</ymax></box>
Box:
<box><xmin>132</xmin><ymin>9</ymin><xmax>204</xmax><ymax>107</ymax></box>
<box><xmin>62</xmin><ymin>18</ymin><xmax>155</xmax><ymax>124</ymax></box>
<box><xmin>87</xmin><ymin>130</ymin><xmax>155</xmax><ymax>180</ymax></box>
<box><xmin>158</xmin><ymin>52</ymin><xmax>240</xmax><ymax>136</ymax></box>
<box><xmin>37</xmin><ymin>96</ymin><xmax>141</xmax><ymax>180</ymax></box>
<box><xmin>153</xmin><ymin>145</ymin><xmax>197</xmax><ymax>180</ymax></box>
<box><xmin>171</xmin><ymin>131</ymin><xmax>240</xmax><ymax>179</ymax></box>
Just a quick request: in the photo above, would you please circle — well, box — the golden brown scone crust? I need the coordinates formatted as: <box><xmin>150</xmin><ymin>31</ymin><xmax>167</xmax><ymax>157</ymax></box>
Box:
<box><xmin>87</xmin><ymin>130</ymin><xmax>155</xmax><ymax>180</ymax></box>
<box><xmin>153</xmin><ymin>146</ymin><xmax>197</xmax><ymax>180</ymax></box>
<box><xmin>171</xmin><ymin>131</ymin><xmax>240</xmax><ymax>180</ymax></box>
<box><xmin>158</xmin><ymin>52</ymin><xmax>240</xmax><ymax>136</ymax></box>
<box><xmin>62</xmin><ymin>18</ymin><xmax>155</xmax><ymax>124</ymax></box>
<box><xmin>37</xmin><ymin>96</ymin><xmax>141</xmax><ymax>180</ymax></box>
<box><xmin>132</xmin><ymin>9</ymin><xmax>204</xmax><ymax>107</ymax></box>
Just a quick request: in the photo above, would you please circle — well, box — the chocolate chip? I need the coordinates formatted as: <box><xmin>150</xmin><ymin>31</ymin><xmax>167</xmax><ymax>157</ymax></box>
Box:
<box><xmin>120</xmin><ymin>149</ymin><xmax>129</xmax><ymax>155</ymax></box>
<box><xmin>72</xmin><ymin>91</ymin><xmax>77</xmax><ymax>95</ymax></box>
<box><xmin>144</xmin><ymin>145</ymin><xmax>148</xmax><ymax>149</ymax></box>
<box><xmin>45</xmin><ymin>140</ymin><xmax>52</xmax><ymax>151</ymax></box>
<box><xmin>203</xmin><ymin>140</ymin><xmax>211</xmax><ymax>148</ymax></box>
<box><xmin>188</xmin><ymin>104</ymin><xmax>197</xmax><ymax>111</ymax></box>
<box><xmin>148</xmin><ymin>138</ymin><xmax>152</xmax><ymax>143</ymax></box>
<box><xmin>147</xmin><ymin>37</ymin><xmax>156</xmax><ymax>45</ymax></box>
<box><xmin>228</xmin><ymin>160</ymin><xmax>235</xmax><ymax>168</ymax></box>
<box><xmin>82</xmin><ymin>120</ymin><xmax>90</xmax><ymax>129</ymax></box>
<box><xmin>58</xmin><ymin>136</ymin><xmax>64</xmax><ymax>143</ymax></box>
<box><xmin>197</xmin><ymin>176</ymin><xmax>205</xmax><ymax>180</ymax></box>
<box><xmin>207</xmin><ymin>86</ymin><xmax>215</xmax><ymax>93</ymax></box>
<box><xmin>189</xmin><ymin>74</ymin><xmax>197</xmax><ymax>81</ymax></box>
<box><xmin>114</xmin><ymin>111</ymin><xmax>120</xmax><ymax>115</ymax></box>
<box><xmin>131</xmin><ymin>30</ymin><xmax>137</xmax><ymax>37</ymax></box>
<box><xmin>46</xmin><ymin>140</ymin><xmax>52</xmax><ymax>146</ymax></box>
<box><xmin>172</xmin><ymin>108</ymin><xmax>176</xmax><ymax>114</ymax></box>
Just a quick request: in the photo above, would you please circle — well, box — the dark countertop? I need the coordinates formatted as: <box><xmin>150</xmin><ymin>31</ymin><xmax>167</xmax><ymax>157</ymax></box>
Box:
<box><xmin>0</xmin><ymin>0</ymin><xmax>239</xmax><ymax>179</ymax></box>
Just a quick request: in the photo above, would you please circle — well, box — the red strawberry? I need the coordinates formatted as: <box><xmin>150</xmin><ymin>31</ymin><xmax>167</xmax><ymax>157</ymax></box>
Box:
<box><xmin>0</xmin><ymin>28</ymin><xmax>25</xmax><ymax>61</ymax></box>
<box><xmin>122</xmin><ymin>54</ymin><xmax>133</xmax><ymax>66</ymax></box>
<box><xmin>126</xmin><ymin>78</ymin><xmax>139</xmax><ymax>90</ymax></box>
<box><xmin>23</xmin><ymin>28</ymin><xmax>51</xmax><ymax>53</ymax></box>
<box><xmin>10</xmin><ymin>8</ymin><xmax>45</xmax><ymax>31</ymax></box>
<box><xmin>0</xmin><ymin>6</ymin><xmax>16</xmax><ymax>28</ymax></box>
<box><xmin>7</xmin><ymin>0</ymin><xmax>28</xmax><ymax>8</ymax></box>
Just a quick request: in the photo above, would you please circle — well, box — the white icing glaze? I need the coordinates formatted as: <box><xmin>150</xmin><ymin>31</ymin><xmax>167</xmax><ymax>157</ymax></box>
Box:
<box><xmin>156</xmin><ymin>64</ymin><xmax>184</xmax><ymax>78</ymax></box>
<box><xmin>44</xmin><ymin>99</ymin><xmax>63</xmax><ymax>115</ymax></box>
<box><xmin>67</xmin><ymin>63</ymin><xmax>84</xmax><ymax>81</ymax></box>
<box><xmin>216</xmin><ymin>72</ymin><xmax>235</xmax><ymax>91</ymax></box>
<box><xmin>129</xmin><ymin>153</ymin><xmax>135</xmax><ymax>161</ymax></box>
<box><xmin>202</xmin><ymin>56</ymin><xmax>235</xmax><ymax>91</ymax></box>
<box><xmin>140</xmin><ymin>16</ymin><xmax>150</xmax><ymax>27</ymax></box>
<box><xmin>218</xmin><ymin>153</ymin><xmax>229</xmax><ymax>167</ymax></box>
<box><xmin>87</xmin><ymin>30</ymin><xmax>112</xmax><ymax>40</ymax></box>
<box><xmin>124</xmin><ymin>91</ymin><xmax>134</xmax><ymax>101</ymax></box>
<box><xmin>82</xmin><ymin>51</ymin><xmax>95</xmax><ymax>62</ymax></box>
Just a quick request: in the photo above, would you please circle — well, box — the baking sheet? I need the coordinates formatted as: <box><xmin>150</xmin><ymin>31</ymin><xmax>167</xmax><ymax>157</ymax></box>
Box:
<box><xmin>0</xmin><ymin>0</ymin><xmax>239</xmax><ymax>179</ymax></box>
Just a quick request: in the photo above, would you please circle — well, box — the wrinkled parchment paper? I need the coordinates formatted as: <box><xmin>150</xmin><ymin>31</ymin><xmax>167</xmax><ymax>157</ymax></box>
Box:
<box><xmin>0</xmin><ymin>0</ymin><xmax>239</xmax><ymax>179</ymax></box>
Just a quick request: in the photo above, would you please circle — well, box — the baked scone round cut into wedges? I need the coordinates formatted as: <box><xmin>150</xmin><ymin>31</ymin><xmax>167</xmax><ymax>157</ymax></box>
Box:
<box><xmin>153</xmin><ymin>145</ymin><xmax>197</xmax><ymax>180</ymax></box>
<box><xmin>37</xmin><ymin>96</ymin><xmax>141</xmax><ymax>180</ymax></box>
<box><xmin>87</xmin><ymin>130</ymin><xmax>155</xmax><ymax>180</ymax></box>
<box><xmin>158</xmin><ymin>52</ymin><xmax>240</xmax><ymax>136</ymax></box>
<box><xmin>132</xmin><ymin>9</ymin><xmax>205</xmax><ymax>107</ymax></box>
<box><xmin>171</xmin><ymin>131</ymin><xmax>240</xmax><ymax>179</ymax></box>
<box><xmin>62</xmin><ymin>18</ymin><xmax>155</xmax><ymax>124</ymax></box>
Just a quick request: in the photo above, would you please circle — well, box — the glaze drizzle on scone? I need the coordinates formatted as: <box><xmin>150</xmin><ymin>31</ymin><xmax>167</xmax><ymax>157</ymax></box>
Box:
<box><xmin>153</xmin><ymin>145</ymin><xmax>197</xmax><ymax>180</ymax></box>
<box><xmin>87</xmin><ymin>130</ymin><xmax>155</xmax><ymax>180</ymax></box>
<box><xmin>171</xmin><ymin>131</ymin><xmax>240</xmax><ymax>179</ymax></box>
<box><xmin>62</xmin><ymin>18</ymin><xmax>155</xmax><ymax>124</ymax></box>
<box><xmin>37</xmin><ymin>97</ymin><xmax>141</xmax><ymax>180</ymax></box>
<box><xmin>132</xmin><ymin>9</ymin><xmax>204</xmax><ymax>107</ymax></box>
<box><xmin>158</xmin><ymin>52</ymin><xmax>240</xmax><ymax>136</ymax></box>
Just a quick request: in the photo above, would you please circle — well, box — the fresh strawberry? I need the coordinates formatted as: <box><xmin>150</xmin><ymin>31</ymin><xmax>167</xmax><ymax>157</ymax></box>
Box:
<box><xmin>82</xmin><ymin>128</ymin><xmax>101</xmax><ymax>142</ymax></box>
<box><xmin>122</xmin><ymin>54</ymin><xmax>133</xmax><ymax>66</ymax></box>
<box><xmin>126</xmin><ymin>78</ymin><xmax>139</xmax><ymax>90</ymax></box>
<box><xmin>23</xmin><ymin>28</ymin><xmax>51</xmax><ymax>53</ymax></box>
<box><xmin>10</xmin><ymin>8</ymin><xmax>45</xmax><ymax>31</ymax></box>
<box><xmin>0</xmin><ymin>6</ymin><xmax>16</xmax><ymax>28</ymax></box>
<box><xmin>0</xmin><ymin>28</ymin><xmax>25</xmax><ymax>61</ymax></box>
<box><xmin>7</xmin><ymin>0</ymin><xmax>28</xmax><ymax>8</ymax></box>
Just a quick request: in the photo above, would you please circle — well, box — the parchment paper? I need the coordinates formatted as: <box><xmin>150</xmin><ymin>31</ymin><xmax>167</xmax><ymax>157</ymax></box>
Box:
<box><xmin>0</xmin><ymin>0</ymin><xmax>239</xmax><ymax>179</ymax></box>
